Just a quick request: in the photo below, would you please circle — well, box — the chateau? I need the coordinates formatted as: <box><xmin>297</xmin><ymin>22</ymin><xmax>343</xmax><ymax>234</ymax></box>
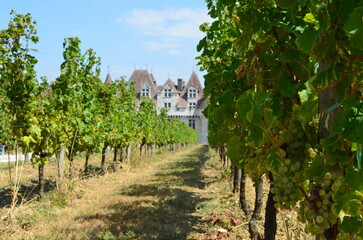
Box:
<box><xmin>125</xmin><ymin>70</ymin><xmax>208</xmax><ymax>144</ymax></box>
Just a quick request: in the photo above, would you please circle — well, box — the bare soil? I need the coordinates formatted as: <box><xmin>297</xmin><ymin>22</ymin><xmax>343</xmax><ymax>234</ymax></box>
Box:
<box><xmin>0</xmin><ymin>145</ymin><xmax>313</xmax><ymax>240</ymax></box>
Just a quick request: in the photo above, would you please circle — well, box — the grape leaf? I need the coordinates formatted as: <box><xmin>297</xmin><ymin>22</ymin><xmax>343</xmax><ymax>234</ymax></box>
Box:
<box><xmin>254</xmin><ymin>91</ymin><xmax>270</xmax><ymax>106</ymax></box>
<box><xmin>304</xmin><ymin>155</ymin><xmax>325</xmax><ymax>179</ymax></box>
<box><xmin>222</xmin><ymin>0</ymin><xmax>236</xmax><ymax>7</ymax></box>
<box><xmin>218</xmin><ymin>90</ymin><xmax>234</xmax><ymax>105</ymax></box>
<box><xmin>29</xmin><ymin>124</ymin><xmax>41</xmax><ymax>137</ymax></box>
<box><xmin>271</xmin><ymin>95</ymin><xmax>283</xmax><ymax>117</ymax></box>
<box><xmin>21</xmin><ymin>135</ymin><xmax>36</xmax><ymax>147</ymax></box>
<box><xmin>339</xmin><ymin>217</ymin><xmax>363</xmax><ymax>234</ymax></box>
<box><xmin>303</xmin><ymin>13</ymin><xmax>317</xmax><ymax>24</ymax></box>
<box><xmin>280</xmin><ymin>49</ymin><xmax>304</xmax><ymax>62</ymax></box>
<box><xmin>345</xmin><ymin>167</ymin><xmax>363</xmax><ymax>192</ymax></box>
<box><xmin>296</xmin><ymin>29</ymin><xmax>320</xmax><ymax>53</ymax></box>
<box><xmin>298</xmin><ymin>89</ymin><xmax>310</xmax><ymax>103</ymax></box>
<box><xmin>342</xmin><ymin>117</ymin><xmax>363</xmax><ymax>144</ymax></box>
<box><xmin>248</xmin><ymin>125</ymin><xmax>264</xmax><ymax>145</ymax></box>
<box><xmin>308</xmin><ymin>66</ymin><xmax>342</xmax><ymax>90</ymax></box>
<box><xmin>277</xmin><ymin>72</ymin><xmax>296</xmax><ymax>97</ymax></box>
<box><xmin>263</xmin><ymin>108</ymin><xmax>278</xmax><ymax>129</ymax></box>
<box><xmin>344</xmin><ymin>7</ymin><xmax>363</xmax><ymax>50</ymax></box>
<box><xmin>236</xmin><ymin>95</ymin><xmax>252</xmax><ymax>117</ymax></box>
<box><xmin>261</xmin><ymin>147</ymin><xmax>281</xmax><ymax>173</ymax></box>
<box><xmin>226</xmin><ymin>136</ymin><xmax>245</xmax><ymax>160</ymax></box>
<box><xmin>293</xmin><ymin>99</ymin><xmax>317</xmax><ymax>125</ymax></box>
<box><xmin>332</xmin><ymin>191</ymin><xmax>363</xmax><ymax>218</ymax></box>
<box><xmin>197</xmin><ymin>37</ymin><xmax>207</xmax><ymax>52</ymax></box>
<box><xmin>337</xmin><ymin>1</ymin><xmax>357</xmax><ymax>25</ymax></box>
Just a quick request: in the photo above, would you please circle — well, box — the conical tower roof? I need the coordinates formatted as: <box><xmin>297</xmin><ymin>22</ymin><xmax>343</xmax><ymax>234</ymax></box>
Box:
<box><xmin>180</xmin><ymin>71</ymin><xmax>203</xmax><ymax>97</ymax></box>
<box><xmin>105</xmin><ymin>73</ymin><xmax>113</xmax><ymax>85</ymax></box>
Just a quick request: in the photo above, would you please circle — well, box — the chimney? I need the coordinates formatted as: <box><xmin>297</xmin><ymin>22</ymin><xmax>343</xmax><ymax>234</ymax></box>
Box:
<box><xmin>177</xmin><ymin>78</ymin><xmax>183</xmax><ymax>91</ymax></box>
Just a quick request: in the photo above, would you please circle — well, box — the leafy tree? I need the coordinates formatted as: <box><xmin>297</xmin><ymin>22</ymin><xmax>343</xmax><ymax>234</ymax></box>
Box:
<box><xmin>137</xmin><ymin>98</ymin><xmax>157</xmax><ymax>155</ymax></box>
<box><xmin>31</xmin><ymin>78</ymin><xmax>58</xmax><ymax>198</ymax></box>
<box><xmin>52</xmin><ymin>37</ymin><xmax>101</xmax><ymax>177</ymax></box>
<box><xmin>0</xmin><ymin>11</ymin><xmax>49</xmax><ymax>198</ymax></box>
<box><xmin>98</xmin><ymin>78</ymin><xmax>118</xmax><ymax>171</ymax></box>
<box><xmin>108</xmin><ymin>78</ymin><xmax>137</xmax><ymax>169</ymax></box>
<box><xmin>0</xmin><ymin>10</ymin><xmax>39</xmax><ymax>150</ymax></box>
<box><xmin>75</xmin><ymin>48</ymin><xmax>103</xmax><ymax>174</ymax></box>
<box><xmin>154</xmin><ymin>108</ymin><xmax>171</xmax><ymax>148</ymax></box>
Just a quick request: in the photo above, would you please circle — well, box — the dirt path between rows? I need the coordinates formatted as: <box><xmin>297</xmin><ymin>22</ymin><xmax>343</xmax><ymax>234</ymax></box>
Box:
<box><xmin>9</xmin><ymin>145</ymin><xmax>211</xmax><ymax>240</ymax></box>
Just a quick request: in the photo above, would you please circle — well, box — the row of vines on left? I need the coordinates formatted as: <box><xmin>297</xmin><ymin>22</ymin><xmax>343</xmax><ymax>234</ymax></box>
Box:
<box><xmin>0</xmin><ymin>11</ymin><xmax>198</xmax><ymax>203</ymax></box>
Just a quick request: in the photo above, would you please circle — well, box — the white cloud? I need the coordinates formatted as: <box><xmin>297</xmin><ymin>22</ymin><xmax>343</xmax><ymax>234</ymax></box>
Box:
<box><xmin>116</xmin><ymin>9</ymin><xmax>165</xmax><ymax>35</ymax></box>
<box><xmin>115</xmin><ymin>7</ymin><xmax>211</xmax><ymax>60</ymax></box>
<box><xmin>116</xmin><ymin>7</ymin><xmax>211</xmax><ymax>39</ymax></box>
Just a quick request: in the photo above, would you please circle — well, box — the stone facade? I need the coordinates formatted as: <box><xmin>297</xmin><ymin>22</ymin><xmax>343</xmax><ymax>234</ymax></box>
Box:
<box><xmin>127</xmin><ymin>70</ymin><xmax>208</xmax><ymax>144</ymax></box>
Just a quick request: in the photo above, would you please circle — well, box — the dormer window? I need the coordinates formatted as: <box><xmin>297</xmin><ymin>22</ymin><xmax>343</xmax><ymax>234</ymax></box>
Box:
<box><xmin>141</xmin><ymin>84</ymin><xmax>150</xmax><ymax>97</ymax></box>
<box><xmin>164</xmin><ymin>87</ymin><xmax>171</xmax><ymax>98</ymax></box>
<box><xmin>188</xmin><ymin>87</ymin><xmax>197</xmax><ymax>98</ymax></box>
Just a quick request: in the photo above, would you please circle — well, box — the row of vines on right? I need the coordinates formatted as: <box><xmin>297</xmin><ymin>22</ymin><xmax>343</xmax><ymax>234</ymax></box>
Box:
<box><xmin>197</xmin><ymin>1</ymin><xmax>363</xmax><ymax>239</ymax></box>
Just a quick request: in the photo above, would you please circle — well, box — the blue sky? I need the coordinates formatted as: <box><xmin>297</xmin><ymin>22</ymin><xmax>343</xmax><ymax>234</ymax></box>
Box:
<box><xmin>0</xmin><ymin>0</ymin><xmax>211</xmax><ymax>85</ymax></box>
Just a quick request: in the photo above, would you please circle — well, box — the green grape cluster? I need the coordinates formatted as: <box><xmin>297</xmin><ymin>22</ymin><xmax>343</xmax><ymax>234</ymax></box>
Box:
<box><xmin>278</xmin><ymin>122</ymin><xmax>319</xmax><ymax>159</ymax></box>
<box><xmin>272</xmin><ymin>122</ymin><xmax>318</xmax><ymax>209</ymax></box>
<box><xmin>298</xmin><ymin>172</ymin><xmax>344</xmax><ymax>235</ymax></box>
<box><xmin>271</xmin><ymin>158</ymin><xmax>303</xmax><ymax>209</ymax></box>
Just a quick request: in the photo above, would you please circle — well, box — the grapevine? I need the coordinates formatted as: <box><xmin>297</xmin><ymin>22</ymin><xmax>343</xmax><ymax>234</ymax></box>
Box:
<box><xmin>198</xmin><ymin>0</ymin><xmax>363</xmax><ymax>239</ymax></box>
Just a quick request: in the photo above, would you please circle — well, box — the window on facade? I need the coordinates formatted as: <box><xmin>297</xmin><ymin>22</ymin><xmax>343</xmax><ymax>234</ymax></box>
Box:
<box><xmin>164</xmin><ymin>88</ymin><xmax>171</xmax><ymax>98</ymax></box>
<box><xmin>164</xmin><ymin>102</ymin><xmax>171</xmax><ymax>109</ymax></box>
<box><xmin>188</xmin><ymin>88</ymin><xmax>197</xmax><ymax>98</ymax></box>
<box><xmin>189</xmin><ymin>119</ymin><xmax>196</xmax><ymax>129</ymax></box>
<box><xmin>189</xmin><ymin>102</ymin><xmax>196</xmax><ymax>109</ymax></box>
<box><xmin>141</xmin><ymin>88</ymin><xmax>150</xmax><ymax>97</ymax></box>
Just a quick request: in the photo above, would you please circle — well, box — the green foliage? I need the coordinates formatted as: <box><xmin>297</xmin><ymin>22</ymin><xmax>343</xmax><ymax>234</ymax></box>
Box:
<box><xmin>0</xmin><ymin>10</ymin><xmax>39</xmax><ymax>151</ymax></box>
<box><xmin>198</xmin><ymin>0</ymin><xmax>363</xmax><ymax>238</ymax></box>
<box><xmin>138</xmin><ymin>98</ymin><xmax>198</xmax><ymax>146</ymax></box>
<box><xmin>344</xmin><ymin>7</ymin><xmax>363</xmax><ymax>50</ymax></box>
<box><xmin>52</xmin><ymin>37</ymin><xmax>103</xmax><ymax>159</ymax></box>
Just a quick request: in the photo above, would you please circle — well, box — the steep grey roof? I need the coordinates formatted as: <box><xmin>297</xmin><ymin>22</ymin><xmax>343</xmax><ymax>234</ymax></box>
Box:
<box><xmin>176</xmin><ymin>97</ymin><xmax>188</xmax><ymax>109</ymax></box>
<box><xmin>128</xmin><ymin>70</ymin><xmax>157</xmax><ymax>99</ymax></box>
<box><xmin>162</xmin><ymin>79</ymin><xmax>179</xmax><ymax>93</ymax></box>
<box><xmin>178</xmin><ymin>71</ymin><xmax>206</xmax><ymax>108</ymax></box>
<box><xmin>157</xmin><ymin>85</ymin><xmax>163</xmax><ymax>91</ymax></box>
<box><xmin>180</xmin><ymin>71</ymin><xmax>204</xmax><ymax>99</ymax></box>
<box><xmin>105</xmin><ymin>73</ymin><xmax>113</xmax><ymax>85</ymax></box>
<box><xmin>150</xmin><ymin>73</ymin><xmax>157</xmax><ymax>84</ymax></box>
